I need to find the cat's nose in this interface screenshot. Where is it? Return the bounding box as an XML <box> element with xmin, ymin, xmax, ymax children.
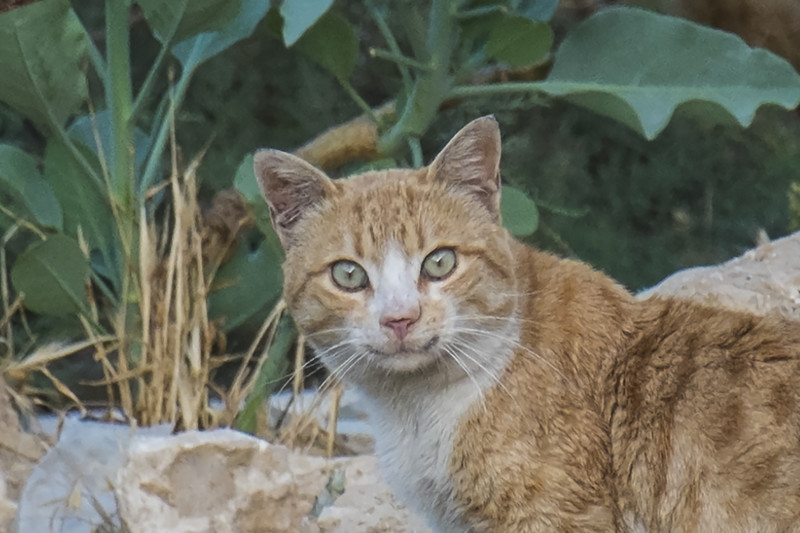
<box><xmin>381</xmin><ymin>310</ymin><xmax>420</xmax><ymax>341</ymax></box>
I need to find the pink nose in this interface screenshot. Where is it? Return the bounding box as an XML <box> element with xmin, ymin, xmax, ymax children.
<box><xmin>381</xmin><ymin>315</ymin><xmax>419</xmax><ymax>341</ymax></box>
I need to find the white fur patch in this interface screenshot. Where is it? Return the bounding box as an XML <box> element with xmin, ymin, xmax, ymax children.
<box><xmin>368</xmin><ymin>241</ymin><xmax>420</xmax><ymax>320</ymax></box>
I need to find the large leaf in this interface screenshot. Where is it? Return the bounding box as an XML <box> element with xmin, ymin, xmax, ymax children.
<box><xmin>68</xmin><ymin>111</ymin><xmax>152</xmax><ymax>185</ymax></box>
<box><xmin>0</xmin><ymin>0</ymin><xmax>89</xmax><ymax>134</ymax></box>
<box><xmin>171</xmin><ymin>0</ymin><xmax>270</xmax><ymax>70</ymax></box>
<box><xmin>295</xmin><ymin>12</ymin><xmax>358</xmax><ymax>81</ymax></box>
<box><xmin>280</xmin><ymin>0</ymin><xmax>333</xmax><ymax>46</ymax></box>
<box><xmin>233</xmin><ymin>153</ymin><xmax>273</xmax><ymax>236</ymax></box>
<box><xmin>208</xmin><ymin>237</ymin><xmax>283</xmax><ymax>332</ymax></box>
<box><xmin>486</xmin><ymin>15</ymin><xmax>552</xmax><ymax>68</ymax></box>
<box><xmin>501</xmin><ymin>185</ymin><xmax>539</xmax><ymax>237</ymax></box>
<box><xmin>137</xmin><ymin>0</ymin><xmax>243</xmax><ymax>43</ymax></box>
<box><xmin>0</xmin><ymin>145</ymin><xmax>62</xmax><ymax>230</ymax></box>
<box><xmin>541</xmin><ymin>7</ymin><xmax>800</xmax><ymax>139</ymax></box>
<box><xmin>11</xmin><ymin>234</ymin><xmax>89</xmax><ymax>316</ymax></box>
<box><xmin>43</xmin><ymin>139</ymin><xmax>118</xmax><ymax>281</ymax></box>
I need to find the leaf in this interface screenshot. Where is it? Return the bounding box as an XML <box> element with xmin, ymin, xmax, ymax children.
<box><xmin>11</xmin><ymin>234</ymin><xmax>89</xmax><ymax>316</ymax></box>
<box><xmin>234</xmin><ymin>314</ymin><xmax>295</xmax><ymax>434</ymax></box>
<box><xmin>541</xmin><ymin>7</ymin><xmax>800</xmax><ymax>139</ymax></box>
<box><xmin>486</xmin><ymin>15</ymin><xmax>553</xmax><ymax>68</ymax></box>
<box><xmin>280</xmin><ymin>0</ymin><xmax>334</xmax><ymax>46</ymax></box>
<box><xmin>172</xmin><ymin>0</ymin><xmax>270</xmax><ymax>70</ymax></box>
<box><xmin>0</xmin><ymin>145</ymin><xmax>62</xmax><ymax>229</ymax></box>
<box><xmin>208</xmin><ymin>238</ymin><xmax>283</xmax><ymax>332</ymax></box>
<box><xmin>68</xmin><ymin>111</ymin><xmax>152</xmax><ymax>184</ymax></box>
<box><xmin>294</xmin><ymin>12</ymin><xmax>358</xmax><ymax>81</ymax></box>
<box><xmin>0</xmin><ymin>0</ymin><xmax>89</xmax><ymax>134</ymax></box>
<box><xmin>137</xmin><ymin>0</ymin><xmax>243</xmax><ymax>43</ymax></box>
<box><xmin>43</xmin><ymin>139</ymin><xmax>119</xmax><ymax>285</ymax></box>
<box><xmin>233</xmin><ymin>153</ymin><xmax>272</xmax><ymax>236</ymax></box>
<box><xmin>501</xmin><ymin>185</ymin><xmax>539</xmax><ymax>237</ymax></box>
<box><xmin>511</xmin><ymin>0</ymin><xmax>559</xmax><ymax>22</ymax></box>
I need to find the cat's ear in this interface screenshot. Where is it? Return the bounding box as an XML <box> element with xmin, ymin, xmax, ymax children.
<box><xmin>254</xmin><ymin>149</ymin><xmax>335</xmax><ymax>249</ymax></box>
<box><xmin>426</xmin><ymin>115</ymin><xmax>502</xmax><ymax>219</ymax></box>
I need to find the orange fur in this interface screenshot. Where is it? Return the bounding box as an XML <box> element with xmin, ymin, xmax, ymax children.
<box><xmin>255</xmin><ymin>117</ymin><xmax>800</xmax><ymax>532</ymax></box>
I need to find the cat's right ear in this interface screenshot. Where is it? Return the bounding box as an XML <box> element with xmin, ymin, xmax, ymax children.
<box><xmin>254</xmin><ymin>149</ymin><xmax>335</xmax><ymax>249</ymax></box>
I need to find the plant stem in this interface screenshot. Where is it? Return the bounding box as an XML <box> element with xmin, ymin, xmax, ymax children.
<box><xmin>408</xmin><ymin>136</ymin><xmax>423</xmax><ymax>167</ymax></box>
<box><xmin>369</xmin><ymin>48</ymin><xmax>432</xmax><ymax>72</ymax></box>
<box><xmin>338</xmin><ymin>78</ymin><xmax>378</xmax><ymax>123</ymax></box>
<box><xmin>366</xmin><ymin>0</ymin><xmax>412</xmax><ymax>91</ymax></box>
<box><xmin>378</xmin><ymin>0</ymin><xmax>456</xmax><ymax>157</ymax></box>
<box><xmin>105</xmin><ymin>0</ymin><xmax>134</xmax><ymax>209</ymax></box>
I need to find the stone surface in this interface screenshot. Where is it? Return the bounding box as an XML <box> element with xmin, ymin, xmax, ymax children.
<box><xmin>316</xmin><ymin>456</ymin><xmax>433</xmax><ymax>533</ymax></box>
<box><xmin>117</xmin><ymin>429</ymin><xmax>330</xmax><ymax>533</ymax></box>
<box><xmin>640</xmin><ymin>231</ymin><xmax>800</xmax><ymax>320</ymax></box>
<box><xmin>115</xmin><ymin>429</ymin><xmax>432</xmax><ymax>533</ymax></box>
<box><xmin>15</xmin><ymin>417</ymin><xmax>171</xmax><ymax>533</ymax></box>
<box><xmin>0</xmin><ymin>377</ymin><xmax>45</xmax><ymax>533</ymax></box>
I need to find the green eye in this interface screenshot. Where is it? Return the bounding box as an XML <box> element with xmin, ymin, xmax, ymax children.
<box><xmin>331</xmin><ymin>260</ymin><xmax>369</xmax><ymax>291</ymax></box>
<box><xmin>422</xmin><ymin>248</ymin><xmax>457</xmax><ymax>280</ymax></box>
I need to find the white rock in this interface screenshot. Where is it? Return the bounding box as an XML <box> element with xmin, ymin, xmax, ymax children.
<box><xmin>640</xmin><ymin>230</ymin><xmax>800</xmax><ymax>320</ymax></box>
<box><xmin>15</xmin><ymin>417</ymin><xmax>171</xmax><ymax>533</ymax></box>
<box><xmin>116</xmin><ymin>429</ymin><xmax>330</xmax><ymax>533</ymax></box>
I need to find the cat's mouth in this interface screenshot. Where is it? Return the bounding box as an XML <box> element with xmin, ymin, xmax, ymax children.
<box><xmin>368</xmin><ymin>335</ymin><xmax>441</xmax><ymax>372</ymax></box>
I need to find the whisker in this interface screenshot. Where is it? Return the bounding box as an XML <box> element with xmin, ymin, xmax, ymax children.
<box><xmin>448</xmin><ymin>340</ymin><xmax>511</xmax><ymax>398</ymax></box>
<box><xmin>441</xmin><ymin>344</ymin><xmax>487</xmax><ymax>413</ymax></box>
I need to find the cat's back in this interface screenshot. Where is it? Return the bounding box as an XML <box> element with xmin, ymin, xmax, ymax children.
<box><xmin>612</xmin><ymin>297</ymin><xmax>800</xmax><ymax>531</ymax></box>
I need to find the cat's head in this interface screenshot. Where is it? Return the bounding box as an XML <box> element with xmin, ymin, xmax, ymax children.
<box><xmin>254</xmin><ymin>117</ymin><xmax>520</xmax><ymax>387</ymax></box>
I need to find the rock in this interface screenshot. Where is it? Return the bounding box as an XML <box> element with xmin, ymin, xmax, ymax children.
<box><xmin>116</xmin><ymin>429</ymin><xmax>330</xmax><ymax>533</ymax></box>
<box><xmin>0</xmin><ymin>377</ymin><xmax>44</xmax><ymax>503</ymax></box>
<box><xmin>640</xmin><ymin>231</ymin><xmax>800</xmax><ymax>320</ymax></box>
<box><xmin>15</xmin><ymin>417</ymin><xmax>171</xmax><ymax>533</ymax></box>
<box><xmin>0</xmin><ymin>469</ymin><xmax>17</xmax><ymax>533</ymax></box>
<box><xmin>115</xmin><ymin>429</ymin><xmax>433</xmax><ymax>533</ymax></box>
<box><xmin>316</xmin><ymin>456</ymin><xmax>433</xmax><ymax>533</ymax></box>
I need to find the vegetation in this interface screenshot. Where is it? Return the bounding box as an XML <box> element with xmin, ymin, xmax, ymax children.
<box><xmin>0</xmin><ymin>0</ymin><xmax>797</xmax><ymax>435</ymax></box>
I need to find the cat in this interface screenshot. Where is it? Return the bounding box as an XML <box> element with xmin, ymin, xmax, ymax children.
<box><xmin>254</xmin><ymin>116</ymin><xmax>800</xmax><ymax>532</ymax></box>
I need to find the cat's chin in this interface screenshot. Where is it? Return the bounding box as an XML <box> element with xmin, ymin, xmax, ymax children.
<box><xmin>369</xmin><ymin>349</ymin><xmax>439</xmax><ymax>374</ymax></box>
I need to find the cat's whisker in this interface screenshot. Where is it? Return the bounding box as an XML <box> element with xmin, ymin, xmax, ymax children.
<box><xmin>450</xmin><ymin>326</ymin><xmax>569</xmax><ymax>383</ymax></box>
<box><xmin>447</xmin><ymin>340</ymin><xmax>512</xmax><ymax>399</ymax></box>
<box><xmin>441</xmin><ymin>344</ymin><xmax>487</xmax><ymax>413</ymax></box>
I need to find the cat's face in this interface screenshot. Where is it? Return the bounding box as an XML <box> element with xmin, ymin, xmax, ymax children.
<box><xmin>255</xmin><ymin>117</ymin><xmax>520</xmax><ymax>385</ymax></box>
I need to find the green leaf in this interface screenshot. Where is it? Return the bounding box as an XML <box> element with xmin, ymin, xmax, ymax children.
<box><xmin>234</xmin><ymin>153</ymin><xmax>272</xmax><ymax>236</ymax></box>
<box><xmin>501</xmin><ymin>185</ymin><xmax>539</xmax><ymax>237</ymax></box>
<box><xmin>172</xmin><ymin>0</ymin><xmax>270</xmax><ymax>70</ymax></box>
<box><xmin>11</xmin><ymin>234</ymin><xmax>89</xmax><ymax>316</ymax></box>
<box><xmin>137</xmin><ymin>0</ymin><xmax>243</xmax><ymax>43</ymax></box>
<box><xmin>280</xmin><ymin>0</ymin><xmax>333</xmax><ymax>46</ymax></box>
<box><xmin>0</xmin><ymin>145</ymin><xmax>62</xmax><ymax>230</ymax></box>
<box><xmin>208</xmin><ymin>237</ymin><xmax>283</xmax><ymax>332</ymax></box>
<box><xmin>0</xmin><ymin>0</ymin><xmax>89</xmax><ymax>134</ymax></box>
<box><xmin>68</xmin><ymin>111</ymin><xmax>152</xmax><ymax>184</ymax></box>
<box><xmin>511</xmin><ymin>0</ymin><xmax>559</xmax><ymax>22</ymax></box>
<box><xmin>486</xmin><ymin>15</ymin><xmax>553</xmax><ymax>68</ymax></box>
<box><xmin>43</xmin><ymin>139</ymin><xmax>119</xmax><ymax>285</ymax></box>
<box><xmin>294</xmin><ymin>12</ymin><xmax>358</xmax><ymax>81</ymax></box>
<box><xmin>541</xmin><ymin>7</ymin><xmax>800</xmax><ymax>139</ymax></box>
<box><xmin>234</xmin><ymin>314</ymin><xmax>295</xmax><ymax>434</ymax></box>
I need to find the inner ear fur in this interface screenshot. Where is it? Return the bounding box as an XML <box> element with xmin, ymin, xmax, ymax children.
<box><xmin>253</xmin><ymin>149</ymin><xmax>335</xmax><ymax>248</ymax></box>
<box><xmin>426</xmin><ymin>115</ymin><xmax>502</xmax><ymax>220</ymax></box>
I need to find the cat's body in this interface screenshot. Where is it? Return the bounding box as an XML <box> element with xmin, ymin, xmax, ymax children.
<box><xmin>255</xmin><ymin>117</ymin><xmax>800</xmax><ymax>532</ymax></box>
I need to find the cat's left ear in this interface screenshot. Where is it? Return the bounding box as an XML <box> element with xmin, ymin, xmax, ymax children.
<box><xmin>426</xmin><ymin>115</ymin><xmax>502</xmax><ymax>220</ymax></box>
<box><xmin>254</xmin><ymin>149</ymin><xmax>336</xmax><ymax>249</ymax></box>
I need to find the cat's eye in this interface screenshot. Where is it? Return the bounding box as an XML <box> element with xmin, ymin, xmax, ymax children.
<box><xmin>422</xmin><ymin>248</ymin><xmax>457</xmax><ymax>280</ymax></box>
<box><xmin>331</xmin><ymin>260</ymin><xmax>369</xmax><ymax>291</ymax></box>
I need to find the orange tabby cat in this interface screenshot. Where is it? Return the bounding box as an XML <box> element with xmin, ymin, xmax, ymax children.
<box><xmin>254</xmin><ymin>117</ymin><xmax>800</xmax><ymax>532</ymax></box>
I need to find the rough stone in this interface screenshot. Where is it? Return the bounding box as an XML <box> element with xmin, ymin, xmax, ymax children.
<box><xmin>640</xmin><ymin>230</ymin><xmax>800</xmax><ymax>320</ymax></box>
<box><xmin>116</xmin><ymin>429</ymin><xmax>331</xmax><ymax>533</ymax></box>
<box><xmin>316</xmin><ymin>456</ymin><xmax>433</xmax><ymax>533</ymax></box>
<box><xmin>15</xmin><ymin>417</ymin><xmax>171</xmax><ymax>533</ymax></box>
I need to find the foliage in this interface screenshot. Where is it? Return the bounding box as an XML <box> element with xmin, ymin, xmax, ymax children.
<box><xmin>0</xmin><ymin>0</ymin><xmax>797</xmax><ymax>428</ymax></box>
